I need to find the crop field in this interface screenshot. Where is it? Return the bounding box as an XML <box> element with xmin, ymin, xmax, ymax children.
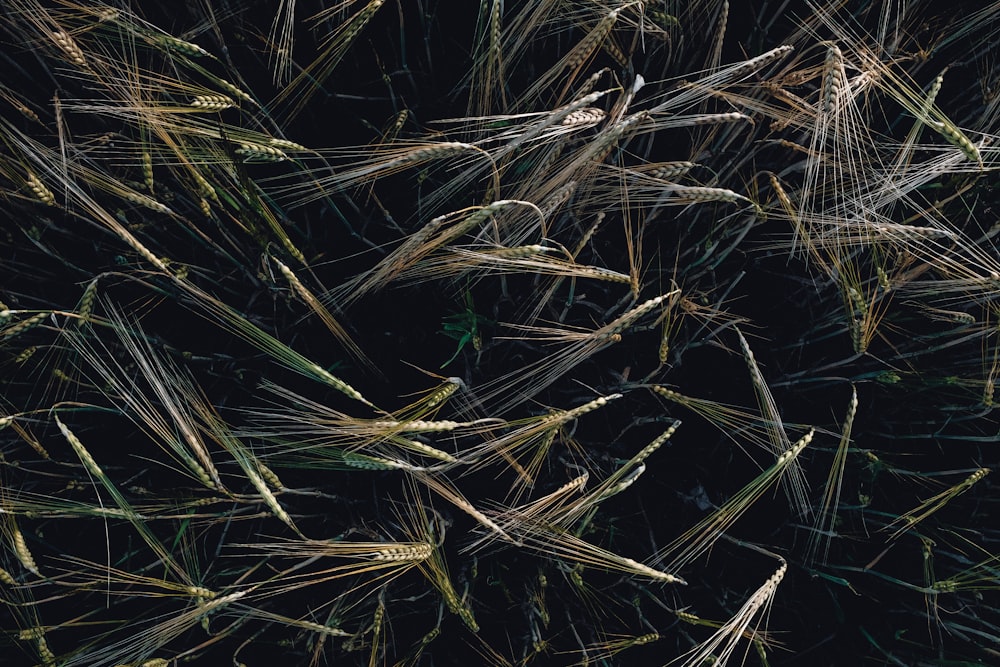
<box><xmin>0</xmin><ymin>1</ymin><xmax>998</xmax><ymax>665</ymax></box>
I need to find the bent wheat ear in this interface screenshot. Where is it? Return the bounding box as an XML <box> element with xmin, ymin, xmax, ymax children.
<box><xmin>462</xmin><ymin>393</ymin><xmax>621</xmax><ymax>489</ymax></box>
<box><xmin>53</xmin><ymin>413</ymin><xmax>194</xmax><ymax>587</ymax></box>
<box><xmin>26</xmin><ymin>171</ymin><xmax>56</xmax><ymax>206</ymax></box>
<box><xmin>270</xmin><ymin>255</ymin><xmax>377</xmax><ymax>375</ymax></box>
<box><xmin>807</xmin><ymin>386</ymin><xmax>857</xmax><ymax>566</ymax></box>
<box><xmin>650</xmin><ymin>385</ymin><xmax>799</xmax><ymax>456</ymax></box>
<box><xmin>267</xmin><ymin>0</ymin><xmax>297</xmax><ymax>86</ymax></box>
<box><xmin>464</xmin><ymin>471</ymin><xmax>590</xmax><ymax>553</ymax></box>
<box><xmin>513</xmin><ymin>521</ymin><xmax>685</xmax><ymax>585</ymax></box>
<box><xmin>1</xmin><ymin>312</ymin><xmax>48</xmax><ymax>344</ymax></box>
<box><xmin>390</xmin><ymin>376</ymin><xmax>465</xmax><ymax>421</ymax></box>
<box><xmin>884</xmin><ymin>467</ymin><xmax>990</xmax><ymax>541</ymax></box>
<box><xmin>194</xmin><ymin>403</ymin><xmax>304</xmax><ymax>537</ymax></box>
<box><xmin>63</xmin><ymin>305</ymin><xmax>226</xmax><ymax>491</ymax></box>
<box><xmin>821</xmin><ymin>42</ymin><xmax>845</xmax><ymax>116</ymax></box>
<box><xmin>736</xmin><ymin>328</ymin><xmax>811</xmax><ymax>518</ymax></box>
<box><xmin>417</xmin><ymin>538</ymin><xmax>479</xmax><ymax>632</ymax></box>
<box><xmin>274</xmin><ymin>0</ymin><xmax>387</xmax><ymax>121</ymax></box>
<box><xmin>583</xmin><ymin>632</ymin><xmax>661</xmax><ymax>663</ymax></box>
<box><xmin>927</xmin><ymin>118</ymin><xmax>981</xmax><ymax>166</ymax></box>
<box><xmin>474</xmin><ymin>292</ymin><xmax>676</xmax><ymax>415</ymax></box>
<box><xmin>517</xmin><ymin>3</ymin><xmax>638</xmax><ymax>106</ymax></box>
<box><xmin>547</xmin><ymin>423</ymin><xmax>680</xmax><ymax>529</ymax></box>
<box><xmin>646</xmin><ymin>45</ymin><xmax>794</xmax><ymax>117</ymax></box>
<box><xmin>675</xmin><ymin>560</ymin><xmax>787</xmax><ymax>667</ymax></box>
<box><xmin>239</xmin><ymin>608</ymin><xmax>351</xmax><ymax>638</ymax></box>
<box><xmin>413</xmin><ymin>470</ymin><xmax>519</xmax><ymax>546</ymax></box>
<box><xmin>656</xmin><ymin>430</ymin><xmax>813</xmax><ymax>572</ymax></box>
<box><xmin>470</xmin><ymin>0</ymin><xmax>506</xmax><ymax>116</ymax></box>
<box><xmin>334</xmin><ymin>199</ymin><xmax>541</xmax><ymax>307</ymax></box>
<box><xmin>178</xmin><ymin>282</ymin><xmax>376</xmax><ymax>407</ymax></box>
<box><xmin>59</xmin><ymin>590</ymin><xmax>248</xmax><ymax>666</ymax></box>
<box><xmin>6</xmin><ymin>519</ymin><xmax>40</xmax><ymax>577</ymax></box>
